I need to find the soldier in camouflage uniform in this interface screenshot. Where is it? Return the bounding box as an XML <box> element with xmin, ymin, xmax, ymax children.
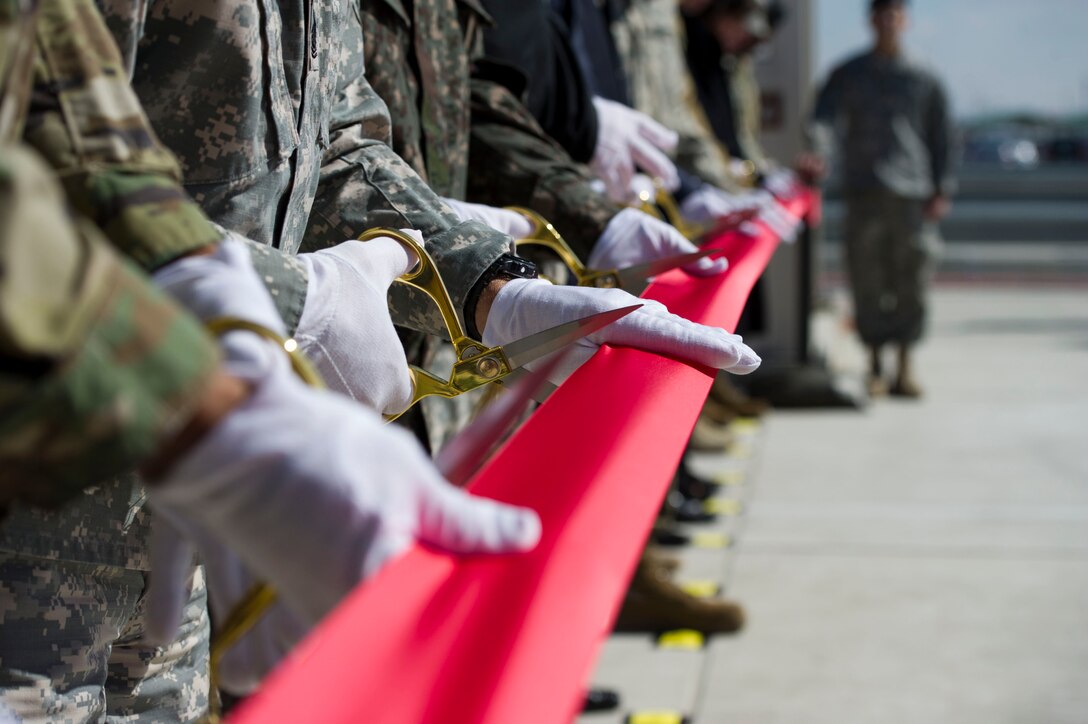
<box><xmin>682</xmin><ymin>0</ymin><xmax>777</xmax><ymax>175</ymax></box>
<box><xmin>358</xmin><ymin>0</ymin><xmax>618</xmax><ymax>260</ymax></box>
<box><xmin>358</xmin><ymin>0</ymin><xmax>726</xmax><ymax>447</ymax></box>
<box><xmin>612</xmin><ymin>0</ymin><xmax>743</xmax><ymax>193</ymax></box>
<box><xmin>1</xmin><ymin>1</ymin><xmax>426</xmax><ymax>718</ymax></box>
<box><xmin>0</xmin><ymin>2</ymin><xmax>228</xmax><ymax>718</ymax></box>
<box><xmin>97</xmin><ymin>0</ymin><xmax>512</xmax><ymax>341</ymax></box>
<box><xmin>803</xmin><ymin>0</ymin><xmax>956</xmax><ymax>397</ymax></box>
<box><xmin>0</xmin><ymin>141</ymin><xmax>219</xmax><ymax>723</ymax></box>
<box><xmin>92</xmin><ymin>0</ymin><xmax>528</xmax><ymax>452</ymax></box>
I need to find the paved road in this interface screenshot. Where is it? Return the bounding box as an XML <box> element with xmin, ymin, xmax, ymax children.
<box><xmin>580</xmin><ymin>283</ymin><xmax>1088</xmax><ymax>724</ymax></box>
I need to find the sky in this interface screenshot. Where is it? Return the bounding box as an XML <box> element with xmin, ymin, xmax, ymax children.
<box><xmin>815</xmin><ymin>0</ymin><xmax>1088</xmax><ymax>119</ymax></box>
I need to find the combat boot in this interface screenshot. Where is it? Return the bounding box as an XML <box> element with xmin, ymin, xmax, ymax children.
<box><xmin>867</xmin><ymin>345</ymin><xmax>888</xmax><ymax>398</ymax></box>
<box><xmin>642</xmin><ymin>545</ymin><xmax>681</xmax><ymax>577</ymax></box>
<box><xmin>699</xmin><ymin>393</ymin><xmax>739</xmax><ymax>427</ymax></box>
<box><xmin>687</xmin><ymin>415</ymin><xmax>735</xmax><ymax>452</ymax></box>
<box><xmin>708</xmin><ymin>375</ymin><xmax>771</xmax><ymax>417</ymax></box>
<box><xmin>614</xmin><ymin>555</ymin><xmax>745</xmax><ymax>634</ymax></box>
<box><xmin>891</xmin><ymin>346</ymin><xmax>923</xmax><ymax>398</ymax></box>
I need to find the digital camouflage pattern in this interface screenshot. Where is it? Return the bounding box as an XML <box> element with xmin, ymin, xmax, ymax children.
<box><xmin>6</xmin><ymin>0</ymin><xmax>308</xmax><ymax>328</ymax></box>
<box><xmin>0</xmin><ymin>142</ymin><xmax>213</xmax><ymax>720</ymax></box>
<box><xmin>0</xmin><ymin>144</ymin><xmax>217</xmax><ymax>519</ymax></box>
<box><xmin>97</xmin><ymin>0</ymin><xmax>510</xmax><ymax>338</ymax></box>
<box><xmin>358</xmin><ymin>0</ymin><xmax>619</xmax><ymax>259</ymax></box>
<box><xmin>0</xmin><ymin>0</ymin><xmax>307</xmax><ymax>563</ymax></box>
<box><xmin>808</xmin><ymin>50</ymin><xmax>957</xmax><ymax>199</ymax></box>
<box><xmin>300</xmin><ymin>10</ymin><xmax>507</xmax><ymax>333</ymax></box>
<box><xmin>613</xmin><ymin>0</ymin><xmax>742</xmax><ymax>192</ymax></box>
<box><xmin>99</xmin><ymin>0</ymin><xmax>337</xmax><ymax>258</ymax></box>
<box><xmin>0</xmin><ymin>553</ymin><xmax>210</xmax><ymax>722</ymax></box>
<box><xmin>359</xmin><ymin>0</ymin><xmax>480</xmax><ymax>200</ymax></box>
<box><xmin>843</xmin><ymin>189</ymin><xmax>939</xmax><ymax>347</ymax></box>
<box><xmin>0</xmin><ymin>7</ymin><xmax>218</xmax><ymax>719</ymax></box>
<box><xmin>467</xmin><ymin>78</ymin><xmax>619</xmax><ymax>260</ymax></box>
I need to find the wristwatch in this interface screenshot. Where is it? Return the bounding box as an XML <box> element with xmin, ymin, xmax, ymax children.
<box><xmin>464</xmin><ymin>254</ymin><xmax>538</xmax><ymax>340</ymax></box>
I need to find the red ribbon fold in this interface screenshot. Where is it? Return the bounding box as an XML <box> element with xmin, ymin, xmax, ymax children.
<box><xmin>231</xmin><ymin>191</ymin><xmax>815</xmax><ymax>724</ymax></box>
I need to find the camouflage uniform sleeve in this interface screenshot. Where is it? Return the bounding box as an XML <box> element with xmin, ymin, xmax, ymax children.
<box><xmin>466</xmin><ymin>76</ymin><xmax>619</xmax><ymax>260</ymax></box>
<box><xmin>302</xmin><ymin>16</ymin><xmax>510</xmax><ymax>338</ymax></box>
<box><xmin>11</xmin><ymin>0</ymin><xmax>310</xmax><ymax>332</ymax></box>
<box><xmin>613</xmin><ymin>0</ymin><xmax>741</xmax><ymax>193</ymax></box>
<box><xmin>20</xmin><ymin>0</ymin><xmax>222</xmax><ymax>271</ymax></box>
<box><xmin>0</xmin><ymin>145</ymin><xmax>219</xmax><ymax>511</ymax></box>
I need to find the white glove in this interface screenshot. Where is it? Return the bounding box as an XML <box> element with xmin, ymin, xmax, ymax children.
<box><xmin>589</xmin><ymin>208</ymin><xmax>728</xmax><ymax>277</ymax></box>
<box><xmin>442</xmin><ymin>197</ymin><xmax>533</xmax><ymax>242</ymax></box>
<box><xmin>295</xmin><ymin>232</ymin><xmax>422</xmax><ymax>416</ymax></box>
<box><xmin>679</xmin><ymin>185</ymin><xmax>748</xmax><ymax>226</ymax></box>
<box><xmin>763</xmin><ymin>167</ymin><xmax>801</xmax><ymax>199</ymax></box>
<box><xmin>750</xmin><ymin>190</ymin><xmax>803</xmax><ymax>244</ymax></box>
<box><xmin>152</xmin><ymin>233</ymin><xmax>287</xmax><ymax>338</ymax></box>
<box><xmin>591</xmin><ymin>97</ymin><xmax>680</xmax><ymax>204</ymax></box>
<box><xmin>148</xmin><ymin>520</ymin><xmax>309</xmax><ymax>695</ymax></box>
<box><xmin>627</xmin><ymin>173</ymin><xmax>657</xmax><ymax>205</ymax></box>
<box><xmin>146</xmin><ymin>238</ymin><xmax>541</xmax><ymax>642</ymax></box>
<box><xmin>482</xmin><ymin>278</ymin><xmax>760</xmax><ymax>385</ymax></box>
<box><xmin>146</xmin><ymin>351</ymin><xmax>540</xmax><ymax>689</ymax></box>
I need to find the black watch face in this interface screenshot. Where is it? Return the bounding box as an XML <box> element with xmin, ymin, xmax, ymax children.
<box><xmin>504</xmin><ymin>255</ymin><xmax>537</xmax><ymax>279</ymax></box>
<box><xmin>512</xmin><ymin>259</ymin><xmax>536</xmax><ymax>278</ymax></box>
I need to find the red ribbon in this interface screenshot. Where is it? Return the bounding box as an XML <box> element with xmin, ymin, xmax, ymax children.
<box><xmin>230</xmin><ymin>191</ymin><xmax>815</xmax><ymax>724</ymax></box>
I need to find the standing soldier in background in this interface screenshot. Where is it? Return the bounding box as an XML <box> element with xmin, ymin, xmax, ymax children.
<box><xmin>799</xmin><ymin>0</ymin><xmax>957</xmax><ymax>398</ymax></box>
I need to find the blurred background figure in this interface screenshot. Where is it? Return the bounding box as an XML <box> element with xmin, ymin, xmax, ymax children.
<box><xmin>802</xmin><ymin>0</ymin><xmax>957</xmax><ymax>399</ymax></box>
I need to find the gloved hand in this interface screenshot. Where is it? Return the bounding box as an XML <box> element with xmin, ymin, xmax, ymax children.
<box><xmin>628</xmin><ymin>173</ymin><xmax>657</xmax><ymax>205</ymax></box>
<box><xmin>763</xmin><ymin>167</ymin><xmax>802</xmax><ymax>199</ymax></box>
<box><xmin>482</xmin><ymin>279</ymin><xmax>760</xmax><ymax>385</ymax></box>
<box><xmin>442</xmin><ymin>197</ymin><xmax>532</xmax><ymax>242</ymax></box>
<box><xmin>148</xmin><ymin>521</ymin><xmax>308</xmax><ymax>695</ymax></box>
<box><xmin>146</xmin><ymin>238</ymin><xmax>542</xmax><ymax>642</ymax></box>
<box><xmin>679</xmin><ymin>184</ymin><xmax>759</xmax><ymax>230</ymax></box>
<box><xmin>145</xmin><ymin>353</ymin><xmax>541</xmax><ymax>687</ymax></box>
<box><xmin>591</xmin><ymin>97</ymin><xmax>680</xmax><ymax>204</ymax></box>
<box><xmin>151</xmin><ymin>233</ymin><xmax>288</xmax><ymax>336</ymax></box>
<box><xmin>589</xmin><ymin>208</ymin><xmax>729</xmax><ymax>277</ymax></box>
<box><xmin>294</xmin><ymin>231</ymin><xmax>423</xmax><ymax>415</ymax></box>
<box><xmin>749</xmin><ymin>190</ymin><xmax>803</xmax><ymax>244</ymax></box>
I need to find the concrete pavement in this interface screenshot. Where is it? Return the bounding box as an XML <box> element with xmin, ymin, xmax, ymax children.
<box><xmin>579</xmin><ymin>282</ymin><xmax>1088</xmax><ymax>724</ymax></box>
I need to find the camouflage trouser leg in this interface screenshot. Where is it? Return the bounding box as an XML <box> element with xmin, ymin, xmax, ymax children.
<box><xmin>844</xmin><ymin>191</ymin><xmax>941</xmax><ymax>348</ymax></box>
<box><xmin>0</xmin><ymin>554</ymin><xmax>209</xmax><ymax>723</ymax></box>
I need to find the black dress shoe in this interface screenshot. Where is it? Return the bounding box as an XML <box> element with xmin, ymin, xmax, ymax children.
<box><xmin>675</xmin><ymin>462</ymin><xmax>722</xmax><ymax>501</ymax></box>
<box><xmin>582</xmin><ymin>688</ymin><xmax>621</xmax><ymax>712</ymax></box>
<box><xmin>650</xmin><ymin>527</ymin><xmax>691</xmax><ymax>547</ymax></box>
<box><xmin>665</xmin><ymin>493</ymin><xmax>718</xmax><ymax>524</ymax></box>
